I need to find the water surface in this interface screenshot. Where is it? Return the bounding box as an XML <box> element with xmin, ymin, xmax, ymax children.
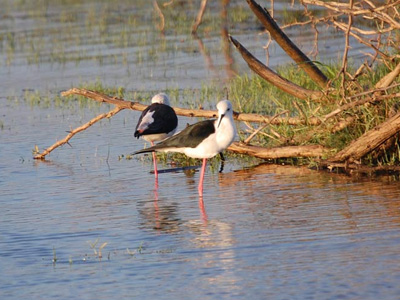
<box><xmin>1</xmin><ymin>1</ymin><xmax>399</xmax><ymax>299</ymax></box>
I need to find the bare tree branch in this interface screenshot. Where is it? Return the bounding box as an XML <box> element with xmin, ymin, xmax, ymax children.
<box><xmin>329</xmin><ymin>111</ymin><xmax>400</xmax><ymax>162</ymax></box>
<box><xmin>61</xmin><ymin>88</ymin><xmax>323</xmax><ymax>125</ymax></box>
<box><xmin>228</xmin><ymin>142</ymin><xmax>328</xmax><ymax>159</ymax></box>
<box><xmin>246</xmin><ymin>0</ymin><xmax>329</xmax><ymax>88</ymax></box>
<box><xmin>34</xmin><ymin>106</ymin><xmax>123</xmax><ymax>160</ymax></box>
<box><xmin>229</xmin><ymin>35</ymin><xmax>325</xmax><ymax>101</ymax></box>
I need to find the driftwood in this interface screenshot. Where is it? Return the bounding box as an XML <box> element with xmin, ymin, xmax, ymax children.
<box><xmin>228</xmin><ymin>142</ymin><xmax>328</xmax><ymax>159</ymax></box>
<box><xmin>329</xmin><ymin>112</ymin><xmax>400</xmax><ymax>163</ymax></box>
<box><xmin>61</xmin><ymin>88</ymin><xmax>322</xmax><ymax>125</ymax></box>
<box><xmin>34</xmin><ymin>107</ymin><xmax>123</xmax><ymax>160</ymax></box>
<box><xmin>245</xmin><ymin>0</ymin><xmax>329</xmax><ymax>88</ymax></box>
<box><xmin>229</xmin><ymin>35</ymin><xmax>324</xmax><ymax>101</ymax></box>
<box><xmin>227</xmin><ymin>0</ymin><xmax>400</xmax><ymax>169</ymax></box>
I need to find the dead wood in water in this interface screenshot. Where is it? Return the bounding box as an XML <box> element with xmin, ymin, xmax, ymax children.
<box><xmin>34</xmin><ymin>106</ymin><xmax>123</xmax><ymax>160</ymax></box>
<box><xmin>228</xmin><ymin>142</ymin><xmax>328</xmax><ymax>159</ymax></box>
<box><xmin>329</xmin><ymin>112</ymin><xmax>400</xmax><ymax>163</ymax></box>
<box><xmin>229</xmin><ymin>35</ymin><xmax>324</xmax><ymax>101</ymax></box>
<box><xmin>61</xmin><ymin>88</ymin><xmax>322</xmax><ymax>125</ymax></box>
<box><xmin>245</xmin><ymin>0</ymin><xmax>329</xmax><ymax>88</ymax></box>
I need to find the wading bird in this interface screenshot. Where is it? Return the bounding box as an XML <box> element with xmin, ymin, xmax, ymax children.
<box><xmin>134</xmin><ymin>93</ymin><xmax>178</xmax><ymax>179</ymax></box>
<box><xmin>134</xmin><ymin>100</ymin><xmax>236</xmax><ymax>197</ymax></box>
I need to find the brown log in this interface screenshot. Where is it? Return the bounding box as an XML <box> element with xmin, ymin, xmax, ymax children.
<box><xmin>228</xmin><ymin>141</ymin><xmax>328</xmax><ymax>159</ymax></box>
<box><xmin>61</xmin><ymin>88</ymin><xmax>322</xmax><ymax>125</ymax></box>
<box><xmin>246</xmin><ymin>0</ymin><xmax>329</xmax><ymax>88</ymax></box>
<box><xmin>229</xmin><ymin>35</ymin><xmax>324</xmax><ymax>101</ymax></box>
<box><xmin>329</xmin><ymin>111</ymin><xmax>400</xmax><ymax>162</ymax></box>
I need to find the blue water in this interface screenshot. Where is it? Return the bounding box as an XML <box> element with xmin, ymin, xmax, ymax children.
<box><xmin>1</xmin><ymin>1</ymin><xmax>400</xmax><ymax>299</ymax></box>
<box><xmin>2</xmin><ymin>101</ymin><xmax>400</xmax><ymax>299</ymax></box>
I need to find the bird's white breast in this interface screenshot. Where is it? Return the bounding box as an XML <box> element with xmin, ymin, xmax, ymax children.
<box><xmin>183</xmin><ymin>116</ymin><xmax>236</xmax><ymax>159</ymax></box>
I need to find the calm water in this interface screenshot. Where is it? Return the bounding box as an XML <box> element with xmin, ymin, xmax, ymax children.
<box><xmin>1</xmin><ymin>1</ymin><xmax>400</xmax><ymax>299</ymax></box>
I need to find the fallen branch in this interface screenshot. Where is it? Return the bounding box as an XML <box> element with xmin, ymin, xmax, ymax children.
<box><xmin>229</xmin><ymin>35</ymin><xmax>324</xmax><ymax>101</ymax></box>
<box><xmin>34</xmin><ymin>106</ymin><xmax>123</xmax><ymax>160</ymax></box>
<box><xmin>228</xmin><ymin>141</ymin><xmax>328</xmax><ymax>159</ymax></box>
<box><xmin>246</xmin><ymin>0</ymin><xmax>329</xmax><ymax>88</ymax></box>
<box><xmin>329</xmin><ymin>111</ymin><xmax>400</xmax><ymax>162</ymax></box>
<box><xmin>61</xmin><ymin>88</ymin><xmax>323</xmax><ymax>125</ymax></box>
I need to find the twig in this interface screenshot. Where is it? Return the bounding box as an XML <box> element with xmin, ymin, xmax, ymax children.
<box><xmin>339</xmin><ymin>0</ymin><xmax>354</xmax><ymax>99</ymax></box>
<box><xmin>322</xmin><ymin>92</ymin><xmax>400</xmax><ymax>122</ymax></box>
<box><xmin>332</xmin><ymin>20</ymin><xmax>390</xmax><ymax>60</ymax></box>
<box><xmin>243</xmin><ymin>110</ymin><xmax>288</xmax><ymax>144</ymax></box>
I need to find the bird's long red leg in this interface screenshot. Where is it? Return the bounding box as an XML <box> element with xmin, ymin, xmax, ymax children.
<box><xmin>151</xmin><ymin>141</ymin><xmax>158</xmax><ymax>180</ymax></box>
<box><xmin>198</xmin><ymin>158</ymin><xmax>207</xmax><ymax>197</ymax></box>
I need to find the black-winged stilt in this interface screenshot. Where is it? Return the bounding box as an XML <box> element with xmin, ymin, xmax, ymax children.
<box><xmin>134</xmin><ymin>100</ymin><xmax>236</xmax><ymax>197</ymax></box>
<box><xmin>134</xmin><ymin>93</ymin><xmax>178</xmax><ymax>179</ymax></box>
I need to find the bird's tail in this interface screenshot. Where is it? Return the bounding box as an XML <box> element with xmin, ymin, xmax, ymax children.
<box><xmin>133</xmin><ymin>147</ymin><xmax>156</xmax><ymax>155</ymax></box>
<box><xmin>133</xmin><ymin>142</ymin><xmax>170</xmax><ymax>155</ymax></box>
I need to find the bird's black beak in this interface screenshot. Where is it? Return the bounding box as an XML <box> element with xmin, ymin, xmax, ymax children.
<box><xmin>217</xmin><ymin>113</ymin><xmax>225</xmax><ymax>128</ymax></box>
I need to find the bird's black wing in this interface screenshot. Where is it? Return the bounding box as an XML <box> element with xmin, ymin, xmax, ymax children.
<box><xmin>134</xmin><ymin>119</ymin><xmax>216</xmax><ymax>154</ymax></box>
<box><xmin>134</xmin><ymin>104</ymin><xmax>178</xmax><ymax>138</ymax></box>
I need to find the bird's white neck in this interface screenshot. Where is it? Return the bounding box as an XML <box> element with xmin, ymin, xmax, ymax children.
<box><xmin>215</xmin><ymin>114</ymin><xmax>236</xmax><ymax>150</ymax></box>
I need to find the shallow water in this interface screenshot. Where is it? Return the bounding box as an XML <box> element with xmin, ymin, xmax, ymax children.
<box><xmin>2</xmin><ymin>101</ymin><xmax>400</xmax><ymax>299</ymax></box>
<box><xmin>1</xmin><ymin>1</ymin><xmax>400</xmax><ymax>299</ymax></box>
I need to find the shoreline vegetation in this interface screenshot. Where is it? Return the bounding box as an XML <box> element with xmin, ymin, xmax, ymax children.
<box><xmin>33</xmin><ymin>0</ymin><xmax>400</xmax><ymax>175</ymax></box>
